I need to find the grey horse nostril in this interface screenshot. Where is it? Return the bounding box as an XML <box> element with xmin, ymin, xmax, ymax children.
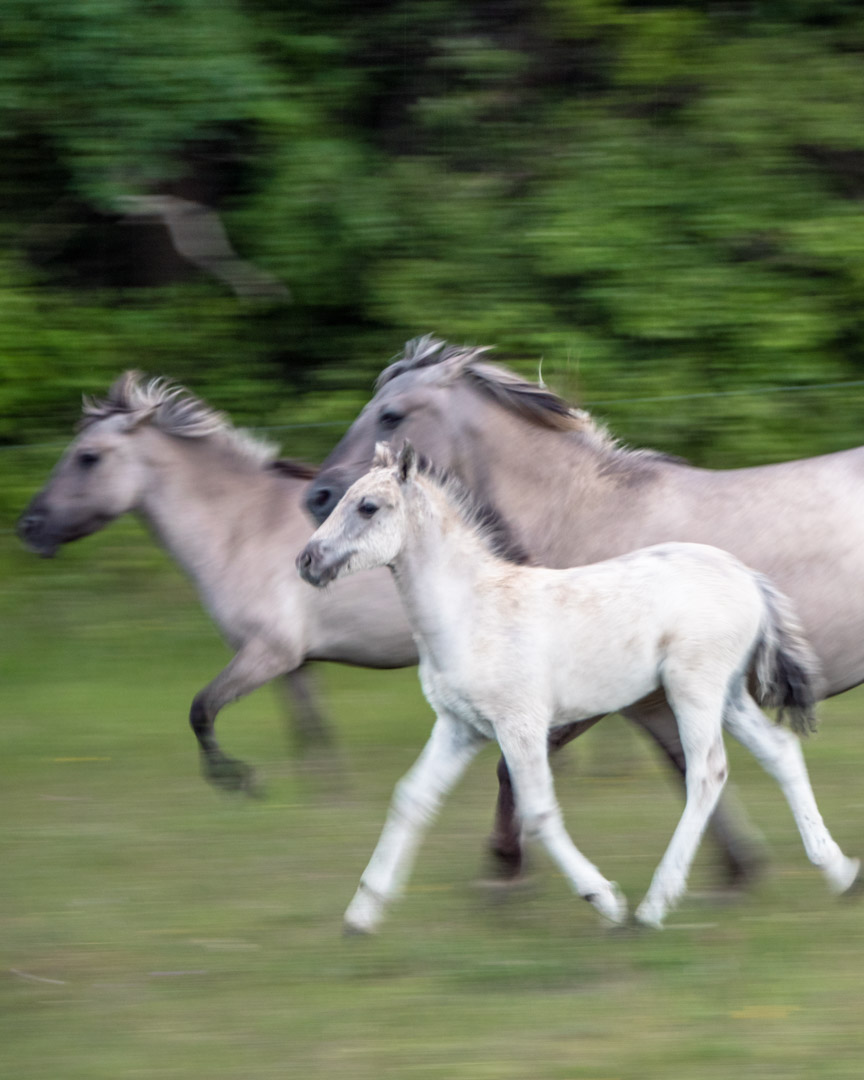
<box><xmin>311</xmin><ymin>489</ymin><xmax>331</xmax><ymax>508</ymax></box>
<box><xmin>18</xmin><ymin>514</ymin><xmax>41</xmax><ymax>535</ymax></box>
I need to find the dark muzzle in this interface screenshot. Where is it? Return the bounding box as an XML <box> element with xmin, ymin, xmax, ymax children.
<box><xmin>296</xmin><ymin>539</ymin><xmax>350</xmax><ymax>587</ymax></box>
<box><xmin>16</xmin><ymin>500</ymin><xmax>59</xmax><ymax>558</ymax></box>
<box><xmin>304</xmin><ymin>469</ymin><xmax>352</xmax><ymax>525</ymax></box>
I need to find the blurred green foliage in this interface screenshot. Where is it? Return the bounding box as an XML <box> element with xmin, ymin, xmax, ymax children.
<box><xmin>4</xmin><ymin>0</ymin><xmax>864</xmax><ymax>488</ymax></box>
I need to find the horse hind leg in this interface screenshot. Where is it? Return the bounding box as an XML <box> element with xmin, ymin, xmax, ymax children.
<box><xmin>276</xmin><ymin>666</ymin><xmax>333</xmax><ymax>752</ymax></box>
<box><xmin>622</xmin><ymin>697</ymin><xmax>768</xmax><ymax>890</ymax></box>
<box><xmin>635</xmin><ymin>680</ymin><xmax>730</xmax><ymax>928</ymax></box>
<box><xmin>723</xmin><ymin>694</ymin><xmax>860</xmax><ymax>895</ymax></box>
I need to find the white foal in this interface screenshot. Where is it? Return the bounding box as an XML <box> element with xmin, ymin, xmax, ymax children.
<box><xmin>297</xmin><ymin>443</ymin><xmax>859</xmax><ymax>932</ymax></box>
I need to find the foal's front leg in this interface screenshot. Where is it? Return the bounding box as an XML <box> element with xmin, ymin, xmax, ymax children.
<box><xmin>344</xmin><ymin>714</ymin><xmax>486</xmax><ymax>934</ymax></box>
<box><xmin>495</xmin><ymin>726</ymin><xmax>627</xmax><ymax>925</ymax></box>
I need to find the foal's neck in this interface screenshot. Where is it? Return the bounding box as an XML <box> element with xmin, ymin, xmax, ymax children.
<box><xmin>390</xmin><ymin>482</ymin><xmax>503</xmax><ymax>659</ymax></box>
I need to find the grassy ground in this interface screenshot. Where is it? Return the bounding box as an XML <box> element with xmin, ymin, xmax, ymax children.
<box><xmin>3</xmin><ymin>536</ymin><xmax>864</xmax><ymax>1080</ymax></box>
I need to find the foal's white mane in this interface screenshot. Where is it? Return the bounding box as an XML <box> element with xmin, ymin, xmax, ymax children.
<box><xmin>373</xmin><ymin>443</ymin><xmax>530</xmax><ymax>565</ymax></box>
<box><xmin>81</xmin><ymin>371</ymin><xmax>279</xmax><ymax>469</ymax></box>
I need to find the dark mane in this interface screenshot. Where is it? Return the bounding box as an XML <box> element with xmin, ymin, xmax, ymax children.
<box><xmin>268</xmin><ymin>458</ymin><xmax>319</xmax><ymax>480</ymax></box>
<box><xmin>382</xmin><ymin>335</ymin><xmax>688</xmax><ymax>471</ymax></box>
<box><xmin>415</xmin><ymin>455</ymin><xmax>532</xmax><ymax>567</ymax></box>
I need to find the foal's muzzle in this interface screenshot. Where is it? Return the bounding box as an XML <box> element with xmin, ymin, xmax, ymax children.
<box><xmin>296</xmin><ymin>539</ymin><xmax>348</xmax><ymax>588</ymax></box>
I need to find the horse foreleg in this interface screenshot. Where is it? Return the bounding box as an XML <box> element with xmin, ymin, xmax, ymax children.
<box><xmin>496</xmin><ymin>723</ymin><xmax>627</xmax><ymax>925</ymax></box>
<box><xmin>190</xmin><ymin>642</ymin><xmax>289</xmax><ymax>794</ymax></box>
<box><xmin>635</xmin><ymin>684</ymin><xmax>730</xmax><ymax>928</ymax></box>
<box><xmin>487</xmin><ymin>718</ymin><xmax>603</xmax><ymax>881</ymax></box>
<box><xmin>724</xmin><ymin>695</ymin><xmax>860</xmax><ymax>895</ymax></box>
<box><xmin>623</xmin><ymin>696</ymin><xmax>768</xmax><ymax>890</ymax></box>
<box><xmin>344</xmin><ymin>713</ymin><xmax>485</xmax><ymax>934</ymax></box>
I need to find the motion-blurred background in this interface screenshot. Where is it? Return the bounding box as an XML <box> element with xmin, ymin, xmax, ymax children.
<box><xmin>3</xmin><ymin>3</ymin><xmax>864</xmax><ymax>1078</ymax></box>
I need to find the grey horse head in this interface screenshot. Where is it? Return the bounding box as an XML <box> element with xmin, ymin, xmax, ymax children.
<box><xmin>306</xmin><ymin>335</ymin><xmax>585</xmax><ymax>523</ymax></box>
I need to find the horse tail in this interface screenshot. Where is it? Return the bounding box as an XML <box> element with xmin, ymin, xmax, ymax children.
<box><xmin>752</xmin><ymin>574</ymin><xmax>821</xmax><ymax>736</ymax></box>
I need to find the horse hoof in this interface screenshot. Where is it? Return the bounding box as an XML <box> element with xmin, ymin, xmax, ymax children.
<box><xmin>585</xmin><ymin>881</ymin><xmax>628</xmax><ymax>926</ymax></box>
<box><xmin>205</xmin><ymin>757</ymin><xmax>259</xmax><ymax>796</ymax></box>
<box><xmin>633</xmin><ymin>894</ymin><xmax>667</xmax><ymax>929</ymax></box>
<box><xmin>826</xmin><ymin>855</ymin><xmax>861</xmax><ymax>896</ymax></box>
<box><xmin>343</xmin><ymin>883</ymin><xmax>385</xmax><ymax>935</ymax></box>
<box><xmin>343</xmin><ymin>919</ymin><xmax>376</xmax><ymax>937</ymax></box>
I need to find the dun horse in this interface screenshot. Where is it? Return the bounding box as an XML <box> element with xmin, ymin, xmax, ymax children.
<box><xmin>18</xmin><ymin>373</ymin><xmax>416</xmax><ymax>789</ymax></box>
<box><xmin>307</xmin><ymin>336</ymin><xmax>864</xmax><ymax>885</ymax></box>
<box><xmin>298</xmin><ymin>443</ymin><xmax>860</xmax><ymax>931</ymax></box>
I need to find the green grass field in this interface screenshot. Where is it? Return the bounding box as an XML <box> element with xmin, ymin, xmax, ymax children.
<box><xmin>3</xmin><ymin>534</ymin><xmax>864</xmax><ymax>1079</ymax></box>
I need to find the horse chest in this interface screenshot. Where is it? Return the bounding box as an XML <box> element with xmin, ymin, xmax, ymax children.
<box><xmin>418</xmin><ymin>659</ymin><xmax>498</xmax><ymax>740</ymax></box>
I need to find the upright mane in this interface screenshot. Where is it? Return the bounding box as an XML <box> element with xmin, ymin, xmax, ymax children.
<box><xmin>80</xmin><ymin>371</ymin><xmax>281</xmax><ymax>470</ymax></box>
<box><xmin>375</xmin><ymin>443</ymin><xmax>530</xmax><ymax>566</ymax></box>
<box><xmin>379</xmin><ymin>335</ymin><xmax>685</xmax><ymax>471</ymax></box>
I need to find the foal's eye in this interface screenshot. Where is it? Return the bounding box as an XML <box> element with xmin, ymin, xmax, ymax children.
<box><xmin>358</xmin><ymin>500</ymin><xmax>379</xmax><ymax>519</ymax></box>
<box><xmin>379</xmin><ymin>410</ymin><xmax>404</xmax><ymax>431</ymax></box>
<box><xmin>77</xmin><ymin>450</ymin><xmax>101</xmax><ymax>469</ymax></box>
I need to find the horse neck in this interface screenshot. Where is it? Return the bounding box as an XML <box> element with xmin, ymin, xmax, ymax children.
<box><xmin>390</xmin><ymin>481</ymin><xmax>498</xmax><ymax>651</ymax></box>
<box><xmin>455</xmin><ymin>396</ymin><xmax>676</xmax><ymax>566</ymax></box>
<box><xmin>136</xmin><ymin>432</ymin><xmax>275</xmax><ymax>586</ymax></box>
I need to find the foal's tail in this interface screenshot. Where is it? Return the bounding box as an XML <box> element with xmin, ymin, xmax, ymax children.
<box><xmin>752</xmin><ymin>575</ymin><xmax>822</xmax><ymax>736</ymax></box>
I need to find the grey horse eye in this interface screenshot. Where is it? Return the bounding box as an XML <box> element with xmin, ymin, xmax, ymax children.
<box><xmin>77</xmin><ymin>450</ymin><xmax>101</xmax><ymax>468</ymax></box>
<box><xmin>379</xmin><ymin>410</ymin><xmax>404</xmax><ymax>430</ymax></box>
<box><xmin>358</xmin><ymin>499</ymin><xmax>379</xmax><ymax>519</ymax></box>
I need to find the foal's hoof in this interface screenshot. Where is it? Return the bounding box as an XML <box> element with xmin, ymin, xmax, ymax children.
<box><xmin>826</xmin><ymin>855</ymin><xmax>861</xmax><ymax>896</ymax></box>
<box><xmin>342</xmin><ymin>919</ymin><xmax>376</xmax><ymax>938</ymax></box>
<box><xmin>584</xmin><ymin>881</ymin><xmax>628</xmax><ymax>926</ymax></box>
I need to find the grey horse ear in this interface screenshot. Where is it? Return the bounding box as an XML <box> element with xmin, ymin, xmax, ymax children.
<box><xmin>397</xmin><ymin>441</ymin><xmax>417</xmax><ymax>483</ymax></box>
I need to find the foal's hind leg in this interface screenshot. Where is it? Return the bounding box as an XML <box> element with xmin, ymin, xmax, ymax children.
<box><xmin>190</xmin><ymin>641</ymin><xmax>289</xmax><ymax>793</ymax></box>
<box><xmin>724</xmin><ymin>695</ymin><xmax>860</xmax><ymax>894</ymax></box>
<box><xmin>635</xmin><ymin>683</ymin><xmax>730</xmax><ymax>928</ymax></box>
<box><xmin>496</xmin><ymin>725</ymin><xmax>627</xmax><ymax>925</ymax></box>
<box><xmin>623</xmin><ymin>696</ymin><xmax>768</xmax><ymax>890</ymax></box>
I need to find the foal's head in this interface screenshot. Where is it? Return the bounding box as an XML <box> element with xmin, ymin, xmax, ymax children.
<box><xmin>297</xmin><ymin>443</ymin><xmax>417</xmax><ymax>587</ymax></box>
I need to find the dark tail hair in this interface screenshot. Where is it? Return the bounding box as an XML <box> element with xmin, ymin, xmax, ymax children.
<box><xmin>753</xmin><ymin>575</ymin><xmax>821</xmax><ymax>736</ymax></box>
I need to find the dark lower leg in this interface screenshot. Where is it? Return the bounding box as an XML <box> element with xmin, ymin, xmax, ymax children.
<box><xmin>189</xmin><ymin>694</ymin><xmax>256</xmax><ymax>793</ymax></box>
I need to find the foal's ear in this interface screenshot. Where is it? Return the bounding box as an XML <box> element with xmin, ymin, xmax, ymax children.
<box><xmin>372</xmin><ymin>442</ymin><xmax>395</xmax><ymax>468</ymax></box>
<box><xmin>397</xmin><ymin>441</ymin><xmax>417</xmax><ymax>483</ymax></box>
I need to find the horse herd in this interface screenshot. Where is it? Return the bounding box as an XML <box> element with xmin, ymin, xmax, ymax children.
<box><xmin>18</xmin><ymin>335</ymin><xmax>863</xmax><ymax>931</ymax></box>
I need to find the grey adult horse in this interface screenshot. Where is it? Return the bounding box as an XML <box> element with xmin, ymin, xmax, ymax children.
<box><xmin>306</xmin><ymin>335</ymin><xmax>864</xmax><ymax>886</ymax></box>
<box><xmin>18</xmin><ymin>373</ymin><xmax>416</xmax><ymax>790</ymax></box>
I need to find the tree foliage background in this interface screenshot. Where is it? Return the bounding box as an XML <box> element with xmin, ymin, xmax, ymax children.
<box><xmin>4</xmin><ymin>0</ymin><xmax>864</xmax><ymax>488</ymax></box>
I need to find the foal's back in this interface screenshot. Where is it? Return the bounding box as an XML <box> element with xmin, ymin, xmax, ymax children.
<box><xmin>474</xmin><ymin>542</ymin><xmax>765</xmax><ymax>723</ymax></box>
